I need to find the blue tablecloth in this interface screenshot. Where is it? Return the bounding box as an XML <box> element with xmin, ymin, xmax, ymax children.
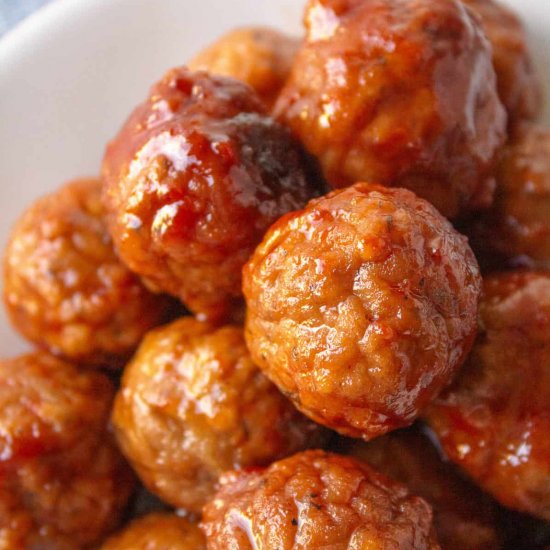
<box><xmin>0</xmin><ymin>0</ymin><xmax>52</xmax><ymax>37</ymax></box>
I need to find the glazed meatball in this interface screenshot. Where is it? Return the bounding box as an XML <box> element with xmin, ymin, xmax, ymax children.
<box><xmin>244</xmin><ymin>183</ymin><xmax>481</xmax><ymax>439</ymax></box>
<box><xmin>201</xmin><ymin>450</ymin><xmax>440</xmax><ymax>549</ymax></box>
<box><xmin>274</xmin><ymin>0</ymin><xmax>507</xmax><ymax>218</ymax></box>
<box><xmin>102</xmin><ymin>67</ymin><xmax>322</xmax><ymax>323</ymax></box>
<box><xmin>112</xmin><ymin>317</ymin><xmax>326</xmax><ymax>513</ymax></box>
<box><xmin>342</xmin><ymin>427</ymin><xmax>503</xmax><ymax>550</ymax></box>
<box><xmin>3</xmin><ymin>178</ymin><xmax>171</xmax><ymax>367</ymax></box>
<box><xmin>0</xmin><ymin>352</ymin><xmax>135</xmax><ymax>548</ymax></box>
<box><xmin>467</xmin><ymin>127</ymin><xmax>550</xmax><ymax>271</ymax></box>
<box><xmin>425</xmin><ymin>271</ymin><xmax>550</xmax><ymax>520</ymax></box>
<box><xmin>189</xmin><ymin>27</ymin><xmax>299</xmax><ymax>108</ymax></box>
<box><xmin>102</xmin><ymin>514</ymin><xmax>205</xmax><ymax>550</ymax></box>
<box><xmin>462</xmin><ymin>0</ymin><xmax>541</xmax><ymax>131</ymax></box>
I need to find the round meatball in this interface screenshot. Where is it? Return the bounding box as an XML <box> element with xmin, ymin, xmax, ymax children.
<box><xmin>342</xmin><ymin>427</ymin><xmax>503</xmax><ymax>550</ymax></box>
<box><xmin>201</xmin><ymin>450</ymin><xmax>440</xmax><ymax>549</ymax></box>
<box><xmin>274</xmin><ymin>0</ymin><xmax>507</xmax><ymax>218</ymax></box>
<box><xmin>102</xmin><ymin>514</ymin><xmax>205</xmax><ymax>550</ymax></box>
<box><xmin>3</xmin><ymin>178</ymin><xmax>171</xmax><ymax>367</ymax></box>
<box><xmin>244</xmin><ymin>183</ymin><xmax>481</xmax><ymax>439</ymax></box>
<box><xmin>0</xmin><ymin>352</ymin><xmax>135</xmax><ymax>548</ymax></box>
<box><xmin>102</xmin><ymin>67</ymin><xmax>323</xmax><ymax>323</ymax></box>
<box><xmin>112</xmin><ymin>317</ymin><xmax>326</xmax><ymax>513</ymax></box>
<box><xmin>424</xmin><ymin>271</ymin><xmax>550</xmax><ymax>520</ymax></box>
<box><xmin>461</xmin><ymin>0</ymin><xmax>541</xmax><ymax>131</ymax></box>
<box><xmin>189</xmin><ymin>27</ymin><xmax>299</xmax><ymax>108</ymax></box>
<box><xmin>467</xmin><ymin>127</ymin><xmax>550</xmax><ymax>271</ymax></box>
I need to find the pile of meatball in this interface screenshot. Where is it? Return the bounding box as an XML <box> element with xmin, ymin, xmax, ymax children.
<box><xmin>2</xmin><ymin>0</ymin><xmax>549</xmax><ymax>548</ymax></box>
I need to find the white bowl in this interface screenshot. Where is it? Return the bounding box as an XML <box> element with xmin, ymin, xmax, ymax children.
<box><xmin>0</xmin><ymin>0</ymin><xmax>548</xmax><ymax>353</ymax></box>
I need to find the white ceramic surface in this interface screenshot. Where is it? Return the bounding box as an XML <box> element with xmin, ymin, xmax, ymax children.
<box><xmin>0</xmin><ymin>0</ymin><xmax>549</xmax><ymax>353</ymax></box>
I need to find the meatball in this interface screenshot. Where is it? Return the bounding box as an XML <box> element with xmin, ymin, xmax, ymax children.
<box><xmin>424</xmin><ymin>271</ymin><xmax>550</xmax><ymax>520</ymax></box>
<box><xmin>342</xmin><ymin>427</ymin><xmax>503</xmax><ymax>550</ymax></box>
<box><xmin>112</xmin><ymin>317</ymin><xmax>326</xmax><ymax>513</ymax></box>
<box><xmin>244</xmin><ymin>183</ymin><xmax>481</xmax><ymax>439</ymax></box>
<box><xmin>0</xmin><ymin>352</ymin><xmax>135</xmax><ymax>548</ymax></box>
<box><xmin>274</xmin><ymin>0</ymin><xmax>506</xmax><ymax>218</ymax></box>
<box><xmin>3</xmin><ymin>178</ymin><xmax>171</xmax><ymax>367</ymax></box>
<box><xmin>201</xmin><ymin>450</ymin><xmax>440</xmax><ymax>549</ymax></box>
<box><xmin>102</xmin><ymin>514</ymin><xmax>205</xmax><ymax>549</ymax></box>
<box><xmin>467</xmin><ymin>127</ymin><xmax>550</xmax><ymax>271</ymax></box>
<box><xmin>189</xmin><ymin>27</ymin><xmax>299</xmax><ymax>108</ymax></box>
<box><xmin>102</xmin><ymin>67</ymin><xmax>322</xmax><ymax>323</ymax></box>
<box><xmin>462</xmin><ymin>0</ymin><xmax>541</xmax><ymax>131</ymax></box>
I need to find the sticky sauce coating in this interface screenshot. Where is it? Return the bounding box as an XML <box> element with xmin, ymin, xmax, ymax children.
<box><xmin>102</xmin><ymin>513</ymin><xmax>205</xmax><ymax>550</ymax></box>
<box><xmin>425</xmin><ymin>271</ymin><xmax>550</xmax><ymax>521</ymax></box>
<box><xmin>201</xmin><ymin>450</ymin><xmax>440</xmax><ymax>549</ymax></box>
<box><xmin>467</xmin><ymin>127</ymin><xmax>550</xmax><ymax>271</ymax></box>
<box><xmin>343</xmin><ymin>428</ymin><xmax>503</xmax><ymax>550</ymax></box>
<box><xmin>112</xmin><ymin>318</ymin><xmax>326</xmax><ymax>513</ymax></box>
<box><xmin>462</xmin><ymin>0</ymin><xmax>541</xmax><ymax>131</ymax></box>
<box><xmin>189</xmin><ymin>26</ymin><xmax>300</xmax><ymax>108</ymax></box>
<box><xmin>0</xmin><ymin>353</ymin><xmax>135</xmax><ymax>548</ymax></box>
<box><xmin>3</xmin><ymin>178</ymin><xmax>171</xmax><ymax>367</ymax></box>
<box><xmin>244</xmin><ymin>183</ymin><xmax>481</xmax><ymax>439</ymax></box>
<box><xmin>274</xmin><ymin>0</ymin><xmax>507</xmax><ymax>218</ymax></box>
<box><xmin>102</xmin><ymin>67</ymin><xmax>323</xmax><ymax>323</ymax></box>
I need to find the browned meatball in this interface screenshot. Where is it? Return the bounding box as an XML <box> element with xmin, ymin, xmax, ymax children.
<box><xmin>425</xmin><ymin>271</ymin><xmax>550</xmax><ymax>520</ymax></box>
<box><xmin>342</xmin><ymin>428</ymin><xmax>503</xmax><ymax>550</ymax></box>
<box><xmin>102</xmin><ymin>67</ymin><xmax>322</xmax><ymax>323</ymax></box>
<box><xmin>462</xmin><ymin>0</ymin><xmax>541</xmax><ymax>131</ymax></box>
<box><xmin>274</xmin><ymin>0</ymin><xmax>507</xmax><ymax>218</ymax></box>
<box><xmin>201</xmin><ymin>450</ymin><xmax>440</xmax><ymax>549</ymax></box>
<box><xmin>467</xmin><ymin>127</ymin><xmax>550</xmax><ymax>271</ymax></box>
<box><xmin>112</xmin><ymin>317</ymin><xmax>326</xmax><ymax>513</ymax></box>
<box><xmin>189</xmin><ymin>27</ymin><xmax>299</xmax><ymax>108</ymax></box>
<box><xmin>102</xmin><ymin>514</ymin><xmax>205</xmax><ymax>550</ymax></box>
<box><xmin>244</xmin><ymin>183</ymin><xmax>481</xmax><ymax>440</ymax></box>
<box><xmin>0</xmin><ymin>352</ymin><xmax>135</xmax><ymax>548</ymax></box>
<box><xmin>3</xmin><ymin>178</ymin><xmax>171</xmax><ymax>367</ymax></box>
